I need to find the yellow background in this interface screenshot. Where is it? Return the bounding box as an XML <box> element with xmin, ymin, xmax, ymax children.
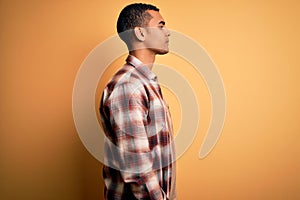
<box><xmin>1</xmin><ymin>0</ymin><xmax>300</xmax><ymax>199</ymax></box>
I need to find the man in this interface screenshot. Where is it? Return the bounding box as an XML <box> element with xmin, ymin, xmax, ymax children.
<box><xmin>100</xmin><ymin>3</ymin><xmax>176</xmax><ymax>200</ymax></box>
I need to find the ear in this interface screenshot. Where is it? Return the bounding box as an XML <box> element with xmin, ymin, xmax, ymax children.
<box><xmin>134</xmin><ymin>27</ymin><xmax>146</xmax><ymax>41</ymax></box>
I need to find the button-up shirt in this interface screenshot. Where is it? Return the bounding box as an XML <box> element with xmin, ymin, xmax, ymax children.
<box><xmin>100</xmin><ymin>55</ymin><xmax>176</xmax><ymax>200</ymax></box>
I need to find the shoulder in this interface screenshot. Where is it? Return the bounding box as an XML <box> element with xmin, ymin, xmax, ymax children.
<box><xmin>107</xmin><ymin>64</ymin><xmax>146</xmax><ymax>89</ymax></box>
<box><xmin>103</xmin><ymin>65</ymin><xmax>149</xmax><ymax>104</ymax></box>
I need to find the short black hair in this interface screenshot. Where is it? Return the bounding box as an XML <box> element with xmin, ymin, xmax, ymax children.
<box><xmin>117</xmin><ymin>3</ymin><xmax>159</xmax><ymax>44</ymax></box>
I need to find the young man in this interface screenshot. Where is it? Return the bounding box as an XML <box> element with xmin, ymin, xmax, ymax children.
<box><xmin>100</xmin><ymin>3</ymin><xmax>176</xmax><ymax>200</ymax></box>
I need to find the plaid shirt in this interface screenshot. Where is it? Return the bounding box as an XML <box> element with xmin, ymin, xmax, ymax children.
<box><xmin>100</xmin><ymin>55</ymin><xmax>176</xmax><ymax>200</ymax></box>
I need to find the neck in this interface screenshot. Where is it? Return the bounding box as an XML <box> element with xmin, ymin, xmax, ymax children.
<box><xmin>129</xmin><ymin>49</ymin><xmax>156</xmax><ymax>70</ymax></box>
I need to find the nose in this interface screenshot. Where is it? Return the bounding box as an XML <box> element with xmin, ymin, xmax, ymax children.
<box><xmin>165</xmin><ymin>27</ymin><xmax>171</xmax><ymax>37</ymax></box>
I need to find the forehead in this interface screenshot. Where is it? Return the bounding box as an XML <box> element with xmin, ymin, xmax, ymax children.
<box><xmin>146</xmin><ymin>10</ymin><xmax>164</xmax><ymax>26</ymax></box>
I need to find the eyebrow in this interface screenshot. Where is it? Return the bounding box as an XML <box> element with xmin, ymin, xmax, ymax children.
<box><xmin>158</xmin><ymin>21</ymin><xmax>165</xmax><ymax>25</ymax></box>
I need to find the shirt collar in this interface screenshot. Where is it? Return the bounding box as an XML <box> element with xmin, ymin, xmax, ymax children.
<box><xmin>126</xmin><ymin>55</ymin><xmax>157</xmax><ymax>81</ymax></box>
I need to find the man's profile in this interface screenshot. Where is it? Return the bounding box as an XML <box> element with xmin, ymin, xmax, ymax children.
<box><xmin>99</xmin><ymin>3</ymin><xmax>176</xmax><ymax>200</ymax></box>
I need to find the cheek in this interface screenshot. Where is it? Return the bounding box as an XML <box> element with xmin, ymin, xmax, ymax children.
<box><xmin>149</xmin><ymin>29</ymin><xmax>162</xmax><ymax>37</ymax></box>
<box><xmin>146</xmin><ymin>30</ymin><xmax>165</xmax><ymax>47</ymax></box>
<box><xmin>152</xmin><ymin>32</ymin><xmax>165</xmax><ymax>43</ymax></box>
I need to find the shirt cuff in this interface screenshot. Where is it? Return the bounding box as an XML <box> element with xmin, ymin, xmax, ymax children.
<box><xmin>142</xmin><ymin>171</ymin><xmax>164</xmax><ymax>200</ymax></box>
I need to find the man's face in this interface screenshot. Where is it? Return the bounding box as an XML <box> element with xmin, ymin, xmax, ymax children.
<box><xmin>144</xmin><ymin>10</ymin><xmax>170</xmax><ymax>55</ymax></box>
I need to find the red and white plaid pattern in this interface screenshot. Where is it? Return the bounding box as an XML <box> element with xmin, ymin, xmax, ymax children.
<box><xmin>100</xmin><ymin>55</ymin><xmax>176</xmax><ymax>200</ymax></box>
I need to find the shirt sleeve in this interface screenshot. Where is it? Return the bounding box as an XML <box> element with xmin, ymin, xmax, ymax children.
<box><xmin>104</xmin><ymin>83</ymin><xmax>164</xmax><ymax>200</ymax></box>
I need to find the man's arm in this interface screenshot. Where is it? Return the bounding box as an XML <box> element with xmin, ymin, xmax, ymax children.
<box><xmin>105</xmin><ymin>83</ymin><xmax>165</xmax><ymax>200</ymax></box>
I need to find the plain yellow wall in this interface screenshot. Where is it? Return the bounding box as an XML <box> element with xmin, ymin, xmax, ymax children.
<box><xmin>1</xmin><ymin>0</ymin><xmax>300</xmax><ymax>199</ymax></box>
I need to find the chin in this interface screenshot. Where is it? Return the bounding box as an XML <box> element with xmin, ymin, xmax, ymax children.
<box><xmin>156</xmin><ymin>48</ymin><xmax>169</xmax><ymax>55</ymax></box>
